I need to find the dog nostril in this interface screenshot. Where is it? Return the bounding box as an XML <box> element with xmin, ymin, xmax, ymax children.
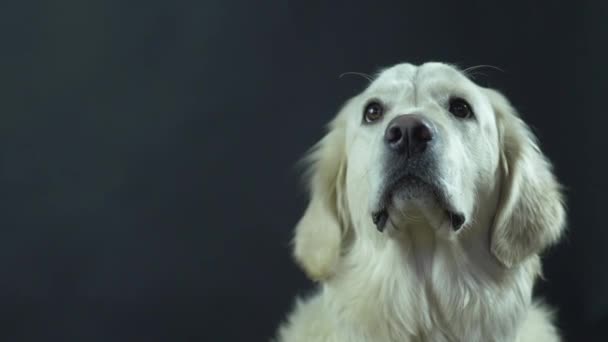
<box><xmin>413</xmin><ymin>124</ymin><xmax>433</xmax><ymax>143</ymax></box>
<box><xmin>386</xmin><ymin>126</ymin><xmax>402</xmax><ymax>144</ymax></box>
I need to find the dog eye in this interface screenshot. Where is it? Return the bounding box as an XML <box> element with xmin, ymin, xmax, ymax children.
<box><xmin>448</xmin><ymin>98</ymin><xmax>474</xmax><ymax>119</ymax></box>
<box><xmin>363</xmin><ymin>101</ymin><xmax>385</xmax><ymax>123</ymax></box>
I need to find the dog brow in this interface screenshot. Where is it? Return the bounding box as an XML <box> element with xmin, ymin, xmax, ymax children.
<box><xmin>412</xmin><ymin>66</ymin><xmax>421</xmax><ymax>107</ymax></box>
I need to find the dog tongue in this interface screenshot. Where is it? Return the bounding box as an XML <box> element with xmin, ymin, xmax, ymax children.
<box><xmin>372</xmin><ymin>210</ymin><xmax>389</xmax><ymax>232</ymax></box>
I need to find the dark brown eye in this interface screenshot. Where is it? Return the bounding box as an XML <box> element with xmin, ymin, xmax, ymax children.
<box><xmin>363</xmin><ymin>101</ymin><xmax>384</xmax><ymax>123</ymax></box>
<box><xmin>449</xmin><ymin>98</ymin><xmax>474</xmax><ymax>119</ymax></box>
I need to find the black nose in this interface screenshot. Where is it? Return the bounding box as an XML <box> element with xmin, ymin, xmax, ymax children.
<box><xmin>384</xmin><ymin>114</ymin><xmax>434</xmax><ymax>156</ymax></box>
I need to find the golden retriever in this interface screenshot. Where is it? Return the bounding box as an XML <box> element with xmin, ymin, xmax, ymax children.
<box><xmin>274</xmin><ymin>62</ymin><xmax>565</xmax><ymax>342</ymax></box>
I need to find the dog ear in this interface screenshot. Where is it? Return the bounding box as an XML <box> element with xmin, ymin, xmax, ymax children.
<box><xmin>486</xmin><ymin>89</ymin><xmax>566</xmax><ymax>268</ymax></box>
<box><xmin>293</xmin><ymin>113</ymin><xmax>349</xmax><ymax>281</ymax></box>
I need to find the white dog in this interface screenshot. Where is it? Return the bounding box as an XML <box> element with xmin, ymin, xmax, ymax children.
<box><xmin>275</xmin><ymin>62</ymin><xmax>566</xmax><ymax>342</ymax></box>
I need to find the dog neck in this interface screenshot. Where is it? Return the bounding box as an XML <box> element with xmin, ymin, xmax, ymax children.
<box><xmin>321</xmin><ymin>219</ymin><xmax>540</xmax><ymax>341</ymax></box>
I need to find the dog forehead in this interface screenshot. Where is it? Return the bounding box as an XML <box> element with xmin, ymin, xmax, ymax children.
<box><xmin>375</xmin><ymin>63</ymin><xmax>417</xmax><ymax>82</ymax></box>
<box><xmin>367</xmin><ymin>63</ymin><xmax>416</xmax><ymax>93</ymax></box>
<box><xmin>367</xmin><ymin>62</ymin><xmax>465</xmax><ymax>95</ymax></box>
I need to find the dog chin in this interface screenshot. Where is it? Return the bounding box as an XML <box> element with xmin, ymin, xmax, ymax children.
<box><xmin>371</xmin><ymin>179</ymin><xmax>465</xmax><ymax>233</ymax></box>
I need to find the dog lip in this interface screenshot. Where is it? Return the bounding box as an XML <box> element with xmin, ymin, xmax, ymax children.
<box><xmin>372</xmin><ymin>209</ymin><xmax>389</xmax><ymax>232</ymax></box>
<box><xmin>448</xmin><ymin>211</ymin><xmax>466</xmax><ymax>231</ymax></box>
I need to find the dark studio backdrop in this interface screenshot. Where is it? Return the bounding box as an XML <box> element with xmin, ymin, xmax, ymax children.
<box><xmin>1</xmin><ymin>0</ymin><xmax>607</xmax><ymax>341</ymax></box>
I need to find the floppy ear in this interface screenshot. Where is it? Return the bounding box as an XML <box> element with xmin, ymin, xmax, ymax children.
<box><xmin>486</xmin><ymin>89</ymin><xmax>566</xmax><ymax>268</ymax></box>
<box><xmin>293</xmin><ymin>114</ymin><xmax>349</xmax><ymax>281</ymax></box>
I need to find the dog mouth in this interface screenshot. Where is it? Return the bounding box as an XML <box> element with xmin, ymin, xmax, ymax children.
<box><xmin>371</xmin><ymin>175</ymin><xmax>465</xmax><ymax>233</ymax></box>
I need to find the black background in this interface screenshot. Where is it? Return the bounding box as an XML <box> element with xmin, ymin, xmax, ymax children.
<box><xmin>1</xmin><ymin>0</ymin><xmax>607</xmax><ymax>341</ymax></box>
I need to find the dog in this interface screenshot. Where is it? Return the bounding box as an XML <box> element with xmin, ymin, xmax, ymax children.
<box><xmin>274</xmin><ymin>62</ymin><xmax>566</xmax><ymax>342</ymax></box>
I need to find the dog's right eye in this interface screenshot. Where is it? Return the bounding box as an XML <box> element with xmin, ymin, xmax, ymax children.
<box><xmin>363</xmin><ymin>101</ymin><xmax>384</xmax><ymax>124</ymax></box>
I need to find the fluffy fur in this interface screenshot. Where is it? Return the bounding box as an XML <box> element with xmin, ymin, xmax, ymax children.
<box><xmin>275</xmin><ymin>62</ymin><xmax>565</xmax><ymax>342</ymax></box>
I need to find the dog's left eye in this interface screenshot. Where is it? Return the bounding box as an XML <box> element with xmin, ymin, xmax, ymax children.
<box><xmin>448</xmin><ymin>98</ymin><xmax>474</xmax><ymax>119</ymax></box>
<box><xmin>363</xmin><ymin>101</ymin><xmax>385</xmax><ymax>123</ymax></box>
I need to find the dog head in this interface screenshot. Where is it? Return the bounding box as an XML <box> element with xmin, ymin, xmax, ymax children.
<box><xmin>293</xmin><ymin>62</ymin><xmax>565</xmax><ymax>280</ymax></box>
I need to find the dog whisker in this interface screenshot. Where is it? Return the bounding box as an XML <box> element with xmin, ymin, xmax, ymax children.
<box><xmin>339</xmin><ymin>71</ymin><xmax>374</xmax><ymax>82</ymax></box>
<box><xmin>461</xmin><ymin>64</ymin><xmax>505</xmax><ymax>80</ymax></box>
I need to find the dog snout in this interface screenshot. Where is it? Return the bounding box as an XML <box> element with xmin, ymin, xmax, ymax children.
<box><xmin>384</xmin><ymin>114</ymin><xmax>434</xmax><ymax>157</ymax></box>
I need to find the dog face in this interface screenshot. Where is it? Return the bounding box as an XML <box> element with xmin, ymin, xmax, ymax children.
<box><xmin>293</xmin><ymin>62</ymin><xmax>565</xmax><ymax>280</ymax></box>
<box><xmin>346</xmin><ymin>63</ymin><xmax>500</xmax><ymax>236</ymax></box>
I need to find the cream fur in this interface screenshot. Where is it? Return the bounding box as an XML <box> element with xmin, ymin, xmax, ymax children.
<box><xmin>276</xmin><ymin>62</ymin><xmax>565</xmax><ymax>342</ymax></box>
